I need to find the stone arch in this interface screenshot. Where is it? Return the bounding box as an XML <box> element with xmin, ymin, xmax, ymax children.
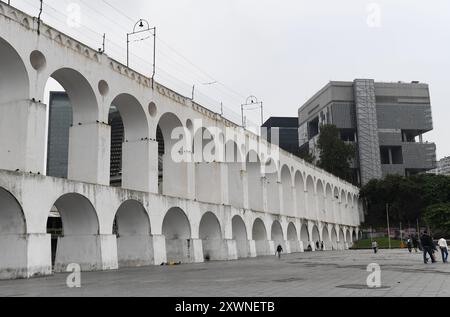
<box><xmin>322</xmin><ymin>226</ymin><xmax>331</xmax><ymax>251</ymax></box>
<box><xmin>199</xmin><ymin>212</ymin><xmax>225</xmax><ymax>261</ymax></box>
<box><xmin>281</xmin><ymin>165</ymin><xmax>294</xmax><ymax>216</ymax></box>
<box><xmin>0</xmin><ymin>37</ymin><xmax>34</xmax><ymax>174</ymax></box>
<box><xmin>352</xmin><ymin>229</ymin><xmax>357</xmax><ymax>243</ymax></box>
<box><xmin>0</xmin><ymin>187</ymin><xmax>28</xmax><ymax>279</ymax></box>
<box><xmin>162</xmin><ymin>207</ymin><xmax>192</xmax><ymax>263</ymax></box>
<box><xmin>300</xmin><ymin>223</ymin><xmax>310</xmax><ymax>251</ymax></box>
<box><xmin>306</xmin><ymin>175</ymin><xmax>316</xmax><ymax>219</ymax></box>
<box><xmin>114</xmin><ymin>200</ymin><xmax>152</xmax><ymax>267</ymax></box>
<box><xmin>157</xmin><ymin>113</ymin><xmax>188</xmax><ymax>197</ymax></box>
<box><xmin>295</xmin><ymin>171</ymin><xmax>305</xmax><ymax>218</ymax></box>
<box><xmin>232</xmin><ymin>215</ymin><xmax>249</xmax><ymax>258</ymax></box>
<box><xmin>331</xmin><ymin>227</ymin><xmax>338</xmax><ymax>250</ymax></box>
<box><xmin>316</xmin><ymin>180</ymin><xmax>325</xmax><ymax>217</ymax></box>
<box><xmin>226</xmin><ymin>140</ymin><xmax>244</xmax><ymax>208</ymax></box>
<box><xmin>346</xmin><ymin>229</ymin><xmax>352</xmax><ymax>248</ymax></box>
<box><xmin>339</xmin><ymin>228</ymin><xmax>345</xmax><ymax>250</ymax></box>
<box><xmin>109</xmin><ymin>94</ymin><xmax>150</xmax><ymax>190</ymax></box>
<box><xmin>271</xmin><ymin>220</ymin><xmax>285</xmax><ymax>251</ymax></box>
<box><xmin>265</xmin><ymin>158</ymin><xmax>280</xmax><ymax>213</ymax></box>
<box><xmin>49</xmin><ymin>68</ymin><xmax>99</xmax><ymax>124</ymax></box>
<box><xmin>311</xmin><ymin>224</ymin><xmax>321</xmax><ymax>250</ymax></box>
<box><xmin>252</xmin><ymin>218</ymin><xmax>269</xmax><ymax>256</ymax></box>
<box><xmin>0</xmin><ymin>37</ymin><xmax>29</xmax><ymax>104</ymax></box>
<box><xmin>287</xmin><ymin>222</ymin><xmax>300</xmax><ymax>253</ymax></box>
<box><xmin>325</xmin><ymin>183</ymin><xmax>333</xmax><ymax>221</ymax></box>
<box><xmin>49</xmin><ymin>193</ymin><xmax>101</xmax><ymax>272</ymax></box>
<box><xmin>246</xmin><ymin>151</ymin><xmax>263</xmax><ymax>211</ymax></box>
<box><xmin>194</xmin><ymin>128</ymin><xmax>221</xmax><ymax>204</ymax></box>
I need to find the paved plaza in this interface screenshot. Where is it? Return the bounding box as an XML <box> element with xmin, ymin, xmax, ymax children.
<box><xmin>1</xmin><ymin>249</ymin><xmax>449</xmax><ymax>297</ymax></box>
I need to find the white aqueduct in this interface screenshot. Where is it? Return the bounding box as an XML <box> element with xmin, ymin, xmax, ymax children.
<box><xmin>0</xmin><ymin>3</ymin><xmax>363</xmax><ymax>280</ymax></box>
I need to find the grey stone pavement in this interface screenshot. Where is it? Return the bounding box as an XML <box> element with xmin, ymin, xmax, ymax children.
<box><xmin>1</xmin><ymin>249</ymin><xmax>450</xmax><ymax>297</ymax></box>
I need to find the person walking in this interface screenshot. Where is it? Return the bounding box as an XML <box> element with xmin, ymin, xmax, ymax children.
<box><xmin>276</xmin><ymin>244</ymin><xmax>283</xmax><ymax>259</ymax></box>
<box><xmin>412</xmin><ymin>236</ymin><xmax>419</xmax><ymax>253</ymax></box>
<box><xmin>321</xmin><ymin>241</ymin><xmax>324</xmax><ymax>251</ymax></box>
<box><xmin>438</xmin><ymin>238</ymin><xmax>449</xmax><ymax>263</ymax></box>
<box><xmin>407</xmin><ymin>238</ymin><xmax>413</xmax><ymax>253</ymax></box>
<box><xmin>421</xmin><ymin>231</ymin><xmax>436</xmax><ymax>264</ymax></box>
<box><xmin>372</xmin><ymin>241</ymin><xmax>378</xmax><ymax>254</ymax></box>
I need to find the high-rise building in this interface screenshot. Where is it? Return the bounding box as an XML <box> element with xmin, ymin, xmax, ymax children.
<box><xmin>427</xmin><ymin>157</ymin><xmax>450</xmax><ymax>176</ymax></box>
<box><xmin>261</xmin><ymin>117</ymin><xmax>300</xmax><ymax>156</ymax></box>
<box><xmin>47</xmin><ymin>92</ymin><xmax>72</xmax><ymax>178</ymax></box>
<box><xmin>298</xmin><ymin>79</ymin><xmax>437</xmax><ymax>185</ymax></box>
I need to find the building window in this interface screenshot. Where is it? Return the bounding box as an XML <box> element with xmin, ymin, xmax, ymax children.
<box><xmin>380</xmin><ymin>146</ymin><xmax>403</xmax><ymax>165</ymax></box>
<box><xmin>308</xmin><ymin>117</ymin><xmax>319</xmax><ymax>139</ymax></box>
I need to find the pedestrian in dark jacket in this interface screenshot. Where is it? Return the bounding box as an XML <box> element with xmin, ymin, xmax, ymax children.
<box><xmin>421</xmin><ymin>231</ymin><xmax>436</xmax><ymax>264</ymax></box>
<box><xmin>276</xmin><ymin>245</ymin><xmax>283</xmax><ymax>259</ymax></box>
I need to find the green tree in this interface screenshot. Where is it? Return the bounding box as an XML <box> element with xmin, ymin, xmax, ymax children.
<box><xmin>316</xmin><ymin>124</ymin><xmax>355</xmax><ymax>182</ymax></box>
<box><xmin>424</xmin><ymin>203</ymin><xmax>450</xmax><ymax>236</ymax></box>
<box><xmin>360</xmin><ymin>174</ymin><xmax>450</xmax><ymax>229</ymax></box>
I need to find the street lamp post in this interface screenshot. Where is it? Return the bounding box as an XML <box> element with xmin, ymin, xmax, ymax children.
<box><xmin>386</xmin><ymin>203</ymin><xmax>391</xmax><ymax>249</ymax></box>
<box><xmin>126</xmin><ymin>19</ymin><xmax>156</xmax><ymax>88</ymax></box>
<box><xmin>241</xmin><ymin>96</ymin><xmax>264</xmax><ymax>129</ymax></box>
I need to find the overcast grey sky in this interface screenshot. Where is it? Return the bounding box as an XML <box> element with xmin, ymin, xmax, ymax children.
<box><xmin>14</xmin><ymin>0</ymin><xmax>450</xmax><ymax>159</ymax></box>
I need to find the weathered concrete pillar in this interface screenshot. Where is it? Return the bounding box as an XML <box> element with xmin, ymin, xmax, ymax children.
<box><xmin>248</xmin><ymin>240</ymin><xmax>257</xmax><ymax>258</ymax></box>
<box><xmin>0</xmin><ymin>233</ymin><xmax>51</xmax><ymax>280</ymax></box>
<box><xmin>225</xmin><ymin>239</ymin><xmax>238</xmax><ymax>261</ymax></box>
<box><xmin>151</xmin><ymin>235</ymin><xmax>167</xmax><ymax>265</ymax></box>
<box><xmin>299</xmin><ymin>241</ymin><xmax>305</xmax><ymax>253</ymax></box>
<box><xmin>54</xmin><ymin>234</ymin><xmax>118</xmax><ymax>272</ymax></box>
<box><xmin>68</xmin><ymin>123</ymin><xmax>110</xmax><ymax>186</ymax></box>
<box><xmin>190</xmin><ymin>239</ymin><xmax>204</xmax><ymax>263</ymax></box>
<box><xmin>121</xmin><ymin>140</ymin><xmax>158</xmax><ymax>193</ymax></box>
<box><xmin>268</xmin><ymin>240</ymin><xmax>275</xmax><ymax>255</ymax></box>
<box><xmin>0</xmin><ymin>100</ymin><xmax>46</xmax><ymax>174</ymax></box>
<box><xmin>117</xmin><ymin>235</ymin><xmax>153</xmax><ymax>268</ymax></box>
<box><xmin>284</xmin><ymin>240</ymin><xmax>292</xmax><ymax>254</ymax></box>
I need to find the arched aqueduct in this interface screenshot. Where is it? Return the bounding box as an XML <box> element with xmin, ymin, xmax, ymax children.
<box><xmin>0</xmin><ymin>3</ymin><xmax>363</xmax><ymax>279</ymax></box>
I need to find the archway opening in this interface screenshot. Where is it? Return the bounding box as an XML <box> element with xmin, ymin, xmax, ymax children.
<box><xmin>331</xmin><ymin>227</ymin><xmax>338</xmax><ymax>250</ymax></box>
<box><xmin>265</xmin><ymin>159</ymin><xmax>280</xmax><ymax>213</ymax></box>
<box><xmin>0</xmin><ymin>38</ymin><xmax>31</xmax><ymax>172</ymax></box>
<box><xmin>45</xmin><ymin>68</ymin><xmax>100</xmax><ymax>184</ymax></box>
<box><xmin>352</xmin><ymin>230</ymin><xmax>357</xmax><ymax>243</ymax></box>
<box><xmin>300</xmin><ymin>223</ymin><xmax>310</xmax><ymax>251</ymax></box>
<box><xmin>295</xmin><ymin>172</ymin><xmax>305</xmax><ymax>218</ymax></box>
<box><xmin>287</xmin><ymin>223</ymin><xmax>299</xmax><ymax>253</ymax></box>
<box><xmin>162</xmin><ymin>207</ymin><xmax>192</xmax><ymax>263</ymax></box>
<box><xmin>306</xmin><ymin>176</ymin><xmax>315</xmax><ymax>219</ymax></box>
<box><xmin>325</xmin><ymin>184</ymin><xmax>333</xmax><ymax>222</ymax></box>
<box><xmin>0</xmin><ymin>188</ymin><xmax>28</xmax><ymax>279</ymax></box>
<box><xmin>157</xmin><ymin>113</ymin><xmax>187</xmax><ymax>197</ymax></box>
<box><xmin>108</xmin><ymin>94</ymin><xmax>149</xmax><ymax>191</ymax></box>
<box><xmin>322</xmin><ymin>226</ymin><xmax>331</xmax><ymax>251</ymax></box>
<box><xmin>47</xmin><ymin>193</ymin><xmax>100</xmax><ymax>272</ymax></box>
<box><xmin>232</xmin><ymin>216</ymin><xmax>249</xmax><ymax>258</ymax></box>
<box><xmin>316</xmin><ymin>181</ymin><xmax>325</xmax><ymax>217</ymax></box>
<box><xmin>312</xmin><ymin>225</ymin><xmax>321</xmax><ymax>251</ymax></box>
<box><xmin>226</xmin><ymin>141</ymin><xmax>244</xmax><ymax>208</ymax></box>
<box><xmin>199</xmin><ymin>212</ymin><xmax>224</xmax><ymax>261</ymax></box>
<box><xmin>246</xmin><ymin>151</ymin><xmax>263</xmax><ymax>211</ymax></box>
<box><xmin>114</xmin><ymin>200</ymin><xmax>152</xmax><ymax>267</ymax></box>
<box><xmin>339</xmin><ymin>229</ymin><xmax>345</xmax><ymax>250</ymax></box>
<box><xmin>346</xmin><ymin>230</ymin><xmax>352</xmax><ymax>249</ymax></box>
<box><xmin>252</xmin><ymin>218</ymin><xmax>269</xmax><ymax>256</ymax></box>
<box><xmin>271</xmin><ymin>220</ymin><xmax>285</xmax><ymax>252</ymax></box>
<box><xmin>281</xmin><ymin>166</ymin><xmax>293</xmax><ymax>216</ymax></box>
<box><xmin>194</xmin><ymin>128</ymin><xmax>220</xmax><ymax>204</ymax></box>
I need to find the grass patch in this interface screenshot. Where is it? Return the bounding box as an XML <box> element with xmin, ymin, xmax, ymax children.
<box><xmin>351</xmin><ymin>237</ymin><xmax>404</xmax><ymax>249</ymax></box>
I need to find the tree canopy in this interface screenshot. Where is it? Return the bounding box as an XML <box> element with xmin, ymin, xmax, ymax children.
<box><xmin>360</xmin><ymin>174</ymin><xmax>450</xmax><ymax>235</ymax></box>
<box><xmin>316</xmin><ymin>124</ymin><xmax>356</xmax><ymax>183</ymax></box>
